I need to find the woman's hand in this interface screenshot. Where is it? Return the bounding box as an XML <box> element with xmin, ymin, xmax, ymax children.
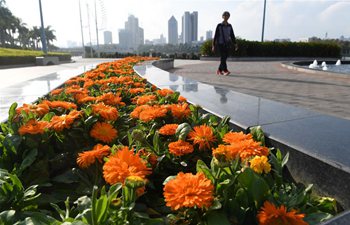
<box><xmin>211</xmin><ymin>46</ymin><xmax>215</xmax><ymax>52</ymax></box>
<box><xmin>234</xmin><ymin>44</ymin><xmax>239</xmax><ymax>51</ymax></box>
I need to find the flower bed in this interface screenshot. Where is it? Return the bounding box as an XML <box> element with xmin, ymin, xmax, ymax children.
<box><xmin>0</xmin><ymin>57</ymin><xmax>338</xmax><ymax>224</ymax></box>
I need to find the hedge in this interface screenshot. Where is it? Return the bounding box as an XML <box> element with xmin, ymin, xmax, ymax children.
<box><xmin>0</xmin><ymin>48</ymin><xmax>71</xmax><ymax>66</ymax></box>
<box><xmin>201</xmin><ymin>39</ymin><xmax>341</xmax><ymax>58</ymax></box>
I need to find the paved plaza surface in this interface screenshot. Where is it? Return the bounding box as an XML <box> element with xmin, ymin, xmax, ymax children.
<box><xmin>169</xmin><ymin>60</ymin><xmax>350</xmax><ymax>120</ymax></box>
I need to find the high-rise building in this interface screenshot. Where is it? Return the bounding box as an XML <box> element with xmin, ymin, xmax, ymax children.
<box><xmin>168</xmin><ymin>16</ymin><xmax>178</xmax><ymax>45</ymax></box>
<box><xmin>118</xmin><ymin>15</ymin><xmax>144</xmax><ymax>50</ymax></box>
<box><xmin>181</xmin><ymin>11</ymin><xmax>198</xmax><ymax>44</ymax></box>
<box><xmin>104</xmin><ymin>31</ymin><xmax>113</xmax><ymax>44</ymax></box>
<box><xmin>206</xmin><ymin>30</ymin><xmax>213</xmax><ymax>40</ymax></box>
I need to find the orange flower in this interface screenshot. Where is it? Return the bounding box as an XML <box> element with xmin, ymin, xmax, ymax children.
<box><xmin>16</xmin><ymin>103</ymin><xmax>49</xmax><ymax>116</ymax></box>
<box><xmin>212</xmin><ymin>144</ymin><xmax>241</xmax><ymax>161</ymax></box>
<box><xmin>77</xmin><ymin>144</ymin><xmax>111</xmax><ymax>168</ymax></box>
<box><xmin>130</xmin><ymin>105</ymin><xmax>152</xmax><ymax>119</ymax></box>
<box><xmin>92</xmin><ymin>103</ymin><xmax>119</xmax><ymax>121</ymax></box>
<box><xmin>169</xmin><ymin>103</ymin><xmax>191</xmax><ymax>120</ymax></box>
<box><xmin>129</xmin><ymin>88</ymin><xmax>145</xmax><ymax>95</ymax></box>
<box><xmin>223</xmin><ymin>131</ymin><xmax>253</xmax><ymax>144</ymax></box>
<box><xmin>18</xmin><ymin>119</ymin><xmax>49</xmax><ymax>135</ymax></box>
<box><xmin>49</xmin><ymin>110</ymin><xmax>82</xmax><ymax>132</ymax></box>
<box><xmin>42</xmin><ymin>100</ymin><xmax>77</xmax><ymax>110</ymax></box>
<box><xmin>178</xmin><ymin>96</ymin><xmax>187</xmax><ymax>102</ymax></box>
<box><xmin>75</xmin><ymin>93</ymin><xmax>96</xmax><ymax>104</ymax></box>
<box><xmin>188</xmin><ymin>125</ymin><xmax>216</xmax><ymax>150</ymax></box>
<box><xmin>103</xmin><ymin>146</ymin><xmax>151</xmax><ymax>185</ymax></box>
<box><xmin>139</xmin><ymin>106</ymin><xmax>167</xmax><ymax>122</ymax></box>
<box><xmin>50</xmin><ymin>88</ymin><xmax>63</xmax><ymax>95</ymax></box>
<box><xmin>136</xmin><ymin>95</ymin><xmax>157</xmax><ymax>105</ymax></box>
<box><xmin>90</xmin><ymin>122</ymin><xmax>118</xmax><ymax>143</ymax></box>
<box><xmin>163</xmin><ymin>172</ymin><xmax>214</xmax><ymax>211</ymax></box>
<box><xmin>257</xmin><ymin>201</ymin><xmax>308</xmax><ymax>225</ymax></box>
<box><xmin>238</xmin><ymin>139</ymin><xmax>269</xmax><ymax>161</ymax></box>
<box><xmin>157</xmin><ymin>88</ymin><xmax>174</xmax><ymax>97</ymax></box>
<box><xmin>168</xmin><ymin>140</ymin><xmax>194</xmax><ymax>156</ymax></box>
<box><xmin>96</xmin><ymin>92</ymin><xmax>125</xmax><ymax>106</ymax></box>
<box><xmin>159</xmin><ymin>124</ymin><xmax>178</xmax><ymax>136</ymax></box>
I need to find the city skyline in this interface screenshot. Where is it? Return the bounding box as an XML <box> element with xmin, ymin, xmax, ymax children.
<box><xmin>4</xmin><ymin>0</ymin><xmax>350</xmax><ymax>48</ymax></box>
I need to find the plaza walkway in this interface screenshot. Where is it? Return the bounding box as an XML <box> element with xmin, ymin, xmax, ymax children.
<box><xmin>169</xmin><ymin>60</ymin><xmax>350</xmax><ymax>120</ymax></box>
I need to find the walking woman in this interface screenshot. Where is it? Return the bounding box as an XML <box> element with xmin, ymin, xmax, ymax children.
<box><xmin>212</xmin><ymin>11</ymin><xmax>238</xmax><ymax>76</ymax></box>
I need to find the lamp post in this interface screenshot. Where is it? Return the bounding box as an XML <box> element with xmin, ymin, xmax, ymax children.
<box><xmin>38</xmin><ymin>0</ymin><xmax>48</xmax><ymax>54</ymax></box>
<box><xmin>261</xmin><ymin>0</ymin><xmax>267</xmax><ymax>42</ymax></box>
<box><xmin>79</xmin><ymin>0</ymin><xmax>85</xmax><ymax>58</ymax></box>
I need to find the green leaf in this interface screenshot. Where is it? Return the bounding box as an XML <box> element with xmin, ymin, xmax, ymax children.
<box><xmin>163</xmin><ymin>176</ymin><xmax>176</xmax><ymax>185</ymax></box>
<box><xmin>196</xmin><ymin>160</ymin><xmax>215</xmax><ymax>183</ymax></box>
<box><xmin>8</xmin><ymin>102</ymin><xmax>18</xmax><ymax>123</ymax></box>
<box><xmin>19</xmin><ymin>148</ymin><xmax>38</xmax><ymax>174</ymax></box>
<box><xmin>3</xmin><ymin>134</ymin><xmax>21</xmax><ymax>154</ymax></box>
<box><xmin>50</xmin><ymin>203</ymin><xmax>66</xmax><ymax>220</ymax></box>
<box><xmin>250</xmin><ymin>126</ymin><xmax>265</xmax><ymax>146</ymax></box>
<box><xmin>205</xmin><ymin>210</ymin><xmax>231</xmax><ymax>225</ymax></box>
<box><xmin>95</xmin><ymin>195</ymin><xmax>108</xmax><ymax>223</ymax></box>
<box><xmin>0</xmin><ymin>210</ymin><xmax>16</xmax><ymax>223</ymax></box>
<box><xmin>209</xmin><ymin>199</ymin><xmax>222</xmax><ymax>210</ymax></box>
<box><xmin>175</xmin><ymin>123</ymin><xmax>191</xmax><ymax>140</ymax></box>
<box><xmin>281</xmin><ymin>152</ymin><xmax>289</xmax><ymax>168</ymax></box>
<box><xmin>304</xmin><ymin>212</ymin><xmax>333</xmax><ymax>225</ymax></box>
<box><xmin>237</xmin><ymin>168</ymin><xmax>270</xmax><ymax>208</ymax></box>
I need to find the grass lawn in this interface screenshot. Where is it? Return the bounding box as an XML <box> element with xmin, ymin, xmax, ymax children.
<box><xmin>0</xmin><ymin>47</ymin><xmax>69</xmax><ymax>57</ymax></box>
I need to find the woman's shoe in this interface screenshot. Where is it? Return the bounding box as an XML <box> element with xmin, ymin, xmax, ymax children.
<box><xmin>216</xmin><ymin>70</ymin><xmax>223</xmax><ymax>75</ymax></box>
<box><xmin>223</xmin><ymin>70</ymin><xmax>231</xmax><ymax>76</ymax></box>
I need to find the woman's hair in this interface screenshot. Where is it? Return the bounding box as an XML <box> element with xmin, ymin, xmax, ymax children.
<box><xmin>222</xmin><ymin>11</ymin><xmax>230</xmax><ymax>17</ymax></box>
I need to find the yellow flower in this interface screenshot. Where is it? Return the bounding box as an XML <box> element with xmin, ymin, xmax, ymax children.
<box><xmin>249</xmin><ymin>156</ymin><xmax>271</xmax><ymax>174</ymax></box>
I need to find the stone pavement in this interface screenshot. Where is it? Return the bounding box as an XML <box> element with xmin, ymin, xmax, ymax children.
<box><xmin>169</xmin><ymin>60</ymin><xmax>350</xmax><ymax>120</ymax></box>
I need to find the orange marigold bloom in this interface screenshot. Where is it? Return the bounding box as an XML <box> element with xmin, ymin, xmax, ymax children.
<box><xmin>130</xmin><ymin>105</ymin><xmax>152</xmax><ymax>119</ymax></box>
<box><xmin>223</xmin><ymin>131</ymin><xmax>253</xmax><ymax>144</ymax></box>
<box><xmin>97</xmin><ymin>92</ymin><xmax>125</xmax><ymax>106</ymax></box>
<box><xmin>168</xmin><ymin>140</ymin><xmax>194</xmax><ymax>156</ymax></box>
<box><xmin>212</xmin><ymin>144</ymin><xmax>241</xmax><ymax>161</ymax></box>
<box><xmin>257</xmin><ymin>201</ymin><xmax>308</xmax><ymax>225</ymax></box>
<box><xmin>238</xmin><ymin>139</ymin><xmax>269</xmax><ymax>161</ymax></box>
<box><xmin>50</xmin><ymin>88</ymin><xmax>63</xmax><ymax>95</ymax></box>
<box><xmin>157</xmin><ymin>88</ymin><xmax>174</xmax><ymax>97</ymax></box>
<box><xmin>75</xmin><ymin>93</ymin><xmax>96</xmax><ymax>104</ymax></box>
<box><xmin>129</xmin><ymin>88</ymin><xmax>145</xmax><ymax>95</ymax></box>
<box><xmin>16</xmin><ymin>103</ymin><xmax>49</xmax><ymax>116</ymax></box>
<box><xmin>139</xmin><ymin>106</ymin><xmax>167</xmax><ymax>122</ymax></box>
<box><xmin>90</xmin><ymin>122</ymin><xmax>118</xmax><ymax>143</ymax></box>
<box><xmin>169</xmin><ymin>103</ymin><xmax>191</xmax><ymax>120</ymax></box>
<box><xmin>178</xmin><ymin>96</ymin><xmax>187</xmax><ymax>102</ymax></box>
<box><xmin>92</xmin><ymin>103</ymin><xmax>119</xmax><ymax>121</ymax></box>
<box><xmin>188</xmin><ymin>125</ymin><xmax>216</xmax><ymax>150</ymax></box>
<box><xmin>77</xmin><ymin>144</ymin><xmax>111</xmax><ymax>168</ymax></box>
<box><xmin>163</xmin><ymin>172</ymin><xmax>214</xmax><ymax>211</ymax></box>
<box><xmin>103</xmin><ymin>146</ymin><xmax>151</xmax><ymax>185</ymax></box>
<box><xmin>136</xmin><ymin>95</ymin><xmax>157</xmax><ymax>105</ymax></box>
<box><xmin>18</xmin><ymin>119</ymin><xmax>49</xmax><ymax>135</ymax></box>
<box><xmin>49</xmin><ymin>110</ymin><xmax>81</xmax><ymax>132</ymax></box>
<box><xmin>159</xmin><ymin>124</ymin><xmax>178</xmax><ymax>136</ymax></box>
<box><xmin>42</xmin><ymin>100</ymin><xmax>77</xmax><ymax>110</ymax></box>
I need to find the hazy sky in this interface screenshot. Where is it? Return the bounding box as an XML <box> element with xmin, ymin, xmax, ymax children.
<box><xmin>5</xmin><ymin>0</ymin><xmax>350</xmax><ymax>47</ymax></box>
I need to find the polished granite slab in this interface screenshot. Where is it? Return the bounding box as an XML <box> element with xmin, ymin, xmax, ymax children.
<box><xmin>0</xmin><ymin>64</ymin><xmax>97</xmax><ymax>122</ymax></box>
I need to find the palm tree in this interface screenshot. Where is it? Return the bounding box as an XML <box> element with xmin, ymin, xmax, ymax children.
<box><xmin>44</xmin><ymin>25</ymin><xmax>56</xmax><ymax>50</ymax></box>
<box><xmin>29</xmin><ymin>26</ymin><xmax>41</xmax><ymax>49</ymax></box>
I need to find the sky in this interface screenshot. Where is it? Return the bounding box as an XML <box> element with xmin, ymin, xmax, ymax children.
<box><xmin>4</xmin><ymin>0</ymin><xmax>350</xmax><ymax>48</ymax></box>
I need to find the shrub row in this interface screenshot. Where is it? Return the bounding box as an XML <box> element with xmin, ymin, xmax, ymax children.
<box><xmin>0</xmin><ymin>54</ymin><xmax>71</xmax><ymax>66</ymax></box>
<box><xmin>201</xmin><ymin>39</ymin><xmax>341</xmax><ymax>58</ymax></box>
